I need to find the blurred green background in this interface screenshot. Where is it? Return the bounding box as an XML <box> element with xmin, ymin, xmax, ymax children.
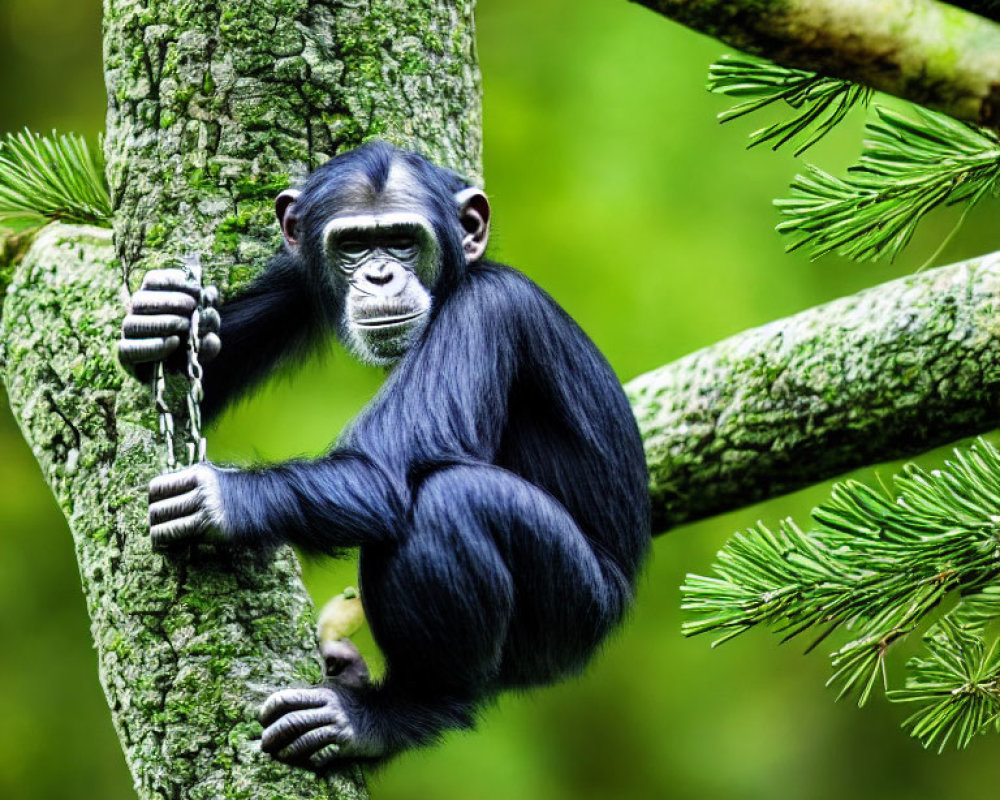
<box><xmin>1</xmin><ymin>1</ymin><xmax>998</xmax><ymax>798</ymax></box>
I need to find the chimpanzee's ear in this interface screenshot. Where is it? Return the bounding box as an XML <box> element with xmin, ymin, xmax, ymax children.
<box><xmin>455</xmin><ymin>187</ymin><xmax>490</xmax><ymax>263</ymax></box>
<box><xmin>275</xmin><ymin>189</ymin><xmax>302</xmax><ymax>251</ymax></box>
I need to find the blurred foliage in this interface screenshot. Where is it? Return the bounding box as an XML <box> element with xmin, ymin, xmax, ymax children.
<box><xmin>1</xmin><ymin>1</ymin><xmax>998</xmax><ymax>800</ymax></box>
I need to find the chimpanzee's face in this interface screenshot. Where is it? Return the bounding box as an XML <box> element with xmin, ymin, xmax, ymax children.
<box><xmin>323</xmin><ymin>207</ymin><xmax>438</xmax><ymax>365</ymax></box>
<box><xmin>274</xmin><ymin>152</ymin><xmax>491</xmax><ymax>366</ymax></box>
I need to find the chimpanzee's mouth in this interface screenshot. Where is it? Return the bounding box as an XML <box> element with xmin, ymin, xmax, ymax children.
<box><xmin>354</xmin><ymin>309</ymin><xmax>426</xmax><ymax>328</ymax></box>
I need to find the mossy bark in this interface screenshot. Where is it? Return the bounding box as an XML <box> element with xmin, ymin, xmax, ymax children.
<box><xmin>1</xmin><ymin>1</ymin><xmax>481</xmax><ymax>798</ymax></box>
<box><xmin>628</xmin><ymin>250</ymin><xmax>1000</xmax><ymax>532</ymax></box>
<box><xmin>630</xmin><ymin>0</ymin><xmax>1000</xmax><ymax>130</ymax></box>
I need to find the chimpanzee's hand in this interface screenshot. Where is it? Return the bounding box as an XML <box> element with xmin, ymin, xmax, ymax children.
<box><xmin>118</xmin><ymin>268</ymin><xmax>221</xmax><ymax>370</ymax></box>
<box><xmin>148</xmin><ymin>463</ymin><xmax>229</xmax><ymax>546</ymax></box>
<box><xmin>260</xmin><ymin>684</ymin><xmax>382</xmax><ymax>768</ymax></box>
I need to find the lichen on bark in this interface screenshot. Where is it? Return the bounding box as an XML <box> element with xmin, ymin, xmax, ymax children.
<box><xmin>628</xmin><ymin>251</ymin><xmax>1000</xmax><ymax>532</ymax></box>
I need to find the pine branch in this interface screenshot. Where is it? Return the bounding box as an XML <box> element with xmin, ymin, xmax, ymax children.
<box><xmin>708</xmin><ymin>55</ymin><xmax>871</xmax><ymax>155</ymax></box>
<box><xmin>682</xmin><ymin>438</ymin><xmax>1000</xmax><ymax>746</ymax></box>
<box><xmin>775</xmin><ymin>106</ymin><xmax>1000</xmax><ymax>262</ymax></box>
<box><xmin>0</xmin><ymin>129</ymin><xmax>112</xmax><ymax>229</ymax></box>
<box><xmin>890</xmin><ymin>611</ymin><xmax>1000</xmax><ymax>751</ymax></box>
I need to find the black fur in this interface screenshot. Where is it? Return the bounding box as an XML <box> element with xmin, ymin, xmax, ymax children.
<box><xmin>206</xmin><ymin>141</ymin><xmax>651</xmax><ymax>759</ymax></box>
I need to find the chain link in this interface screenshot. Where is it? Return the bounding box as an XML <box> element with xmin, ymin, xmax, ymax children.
<box><xmin>154</xmin><ymin>254</ymin><xmax>209</xmax><ymax>471</ymax></box>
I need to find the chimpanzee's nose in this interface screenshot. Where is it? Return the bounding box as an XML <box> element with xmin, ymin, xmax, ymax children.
<box><xmin>360</xmin><ymin>261</ymin><xmax>406</xmax><ymax>295</ymax></box>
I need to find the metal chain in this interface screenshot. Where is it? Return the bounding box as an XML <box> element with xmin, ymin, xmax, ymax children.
<box><xmin>154</xmin><ymin>254</ymin><xmax>209</xmax><ymax>471</ymax></box>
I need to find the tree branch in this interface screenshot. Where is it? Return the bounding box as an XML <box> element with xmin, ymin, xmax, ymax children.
<box><xmin>628</xmin><ymin>250</ymin><xmax>1000</xmax><ymax>532</ymax></box>
<box><xmin>1</xmin><ymin>0</ymin><xmax>481</xmax><ymax>797</ymax></box>
<box><xmin>629</xmin><ymin>0</ymin><xmax>1000</xmax><ymax>130</ymax></box>
<box><xmin>948</xmin><ymin>1</ymin><xmax>1000</xmax><ymax>23</ymax></box>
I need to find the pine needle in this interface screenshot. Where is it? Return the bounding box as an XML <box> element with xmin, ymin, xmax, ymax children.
<box><xmin>708</xmin><ymin>55</ymin><xmax>871</xmax><ymax>156</ymax></box>
<box><xmin>775</xmin><ymin>106</ymin><xmax>1000</xmax><ymax>262</ymax></box>
<box><xmin>0</xmin><ymin>129</ymin><xmax>112</xmax><ymax>228</ymax></box>
<box><xmin>682</xmin><ymin>438</ymin><xmax>1000</xmax><ymax>749</ymax></box>
<box><xmin>890</xmin><ymin>615</ymin><xmax>1000</xmax><ymax>752</ymax></box>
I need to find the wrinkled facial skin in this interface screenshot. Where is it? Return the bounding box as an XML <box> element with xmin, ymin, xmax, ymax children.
<box><xmin>324</xmin><ymin>212</ymin><xmax>439</xmax><ymax>365</ymax></box>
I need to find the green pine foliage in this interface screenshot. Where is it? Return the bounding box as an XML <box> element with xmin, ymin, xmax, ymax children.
<box><xmin>892</xmin><ymin>611</ymin><xmax>1000</xmax><ymax>751</ymax></box>
<box><xmin>682</xmin><ymin>439</ymin><xmax>1000</xmax><ymax>750</ymax></box>
<box><xmin>0</xmin><ymin>129</ymin><xmax>112</xmax><ymax>229</ymax></box>
<box><xmin>708</xmin><ymin>54</ymin><xmax>871</xmax><ymax>156</ymax></box>
<box><xmin>776</xmin><ymin>107</ymin><xmax>1000</xmax><ymax>262</ymax></box>
<box><xmin>709</xmin><ymin>55</ymin><xmax>1000</xmax><ymax>264</ymax></box>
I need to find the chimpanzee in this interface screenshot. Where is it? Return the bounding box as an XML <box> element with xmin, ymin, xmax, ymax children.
<box><xmin>118</xmin><ymin>141</ymin><xmax>651</xmax><ymax>767</ymax></box>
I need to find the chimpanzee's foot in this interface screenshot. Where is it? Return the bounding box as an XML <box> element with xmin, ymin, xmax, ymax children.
<box><xmin>322</xmin><ymin>638</ymin><xmax>370</xmax><ymax>690</ymax></box>
<box><xmin>259</xmin><ymin>685</ymin><xmax>384</xmax><ymax>768</ymax></box>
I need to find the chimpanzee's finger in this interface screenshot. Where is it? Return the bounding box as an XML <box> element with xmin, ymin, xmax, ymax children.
<box><xmin>280</xmin><ymin>727</ymin><xmax>348</xmax><ymax>764</ymax></box>
<box><xmin>149</xmin><ymin>489</ymin><xmax>202</xmax><ymax>526</ymax></box>
<box><xmin>118</xmin><ymin>336</ymin><xmax>180</xmax><ymax>365</ymax></box>
<box><xmin>260</xmin><ymin>688</ymin><xmax>331</xmax><ymax>727</ymax></box>
<box><xmin>122</xmin><ymin>314</ymin><xmax>190</xmax><ymax>338</ymax></box>
<box><xmin>149</xmin><ymin>468</ymin><xmax>201</xmax><ymax>502</ymax></box>
<box><xmin>140</xmin><ymin>269</ymin><xmax>201</xmax><ymax>298</ymax></box>
<box><xmin>262</xmin><ymin>709</ymin><xmax>342</xmax><ymax>754</ymax></box>
<box><xmin>150</xmin><ymin>514</ymin><xmax>203</xmax><ymax>545</ymax></box>
<box><xmin>129</xmin><ymin>289</ymin><xmax>198</xmax><ymax>316</ymax></box>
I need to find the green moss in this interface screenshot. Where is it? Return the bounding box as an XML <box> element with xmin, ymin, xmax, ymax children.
<box><xmin>212</xmin><ymin>210</ymin><xmax>262</xmax><ymax>256</ymax></box>
<box><xmin>145</xmin><ymin>224</ymin><xmax>169</xmax><ymax>249</ymax></box>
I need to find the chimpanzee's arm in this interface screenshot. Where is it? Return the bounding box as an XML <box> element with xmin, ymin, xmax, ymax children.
<box><xmin>202</xmin><ymin>253</ymin><xmax>323</xmax><ymax>423</ymax></box>
<box><xmin>148</xmin><ymin>451</ymin><xmax>404</xmax><ymax>552</ymax></box>
<box><xmin>218</xmin><ymin>451</ymin><xmax>404</xmax><ymax>551</ymax></box>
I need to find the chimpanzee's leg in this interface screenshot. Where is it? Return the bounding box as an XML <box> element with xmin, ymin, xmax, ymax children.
<box><xmin>259</xmin><ymin>464</ymin><xmax>630</xmax><ymax>767</ymax></box>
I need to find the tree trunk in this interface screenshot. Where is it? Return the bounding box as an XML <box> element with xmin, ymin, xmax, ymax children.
<box><xmin>1</xmin><ymin>1</ymin><xmax>481</xmax><ymax>798</ymax></box>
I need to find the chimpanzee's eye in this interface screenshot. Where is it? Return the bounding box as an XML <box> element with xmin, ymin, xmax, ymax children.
<box><xmin>339</xmin><ymin>240</ymin><xmax>368</xmax><ymax>257</ymax></box>
<box><xmin>386</xmin><ymin>234</ymin><xmax>419</xmax><ymax>261</ymax></box>
<box><xmin>388</xmin><ymin>243</ymin><xmax>419</xmax><ymax>260</ymax></box>
<box><xmin>336</xmin><ymin>240</ymin><xmax>369</xmax><ymax>270</ymax></box>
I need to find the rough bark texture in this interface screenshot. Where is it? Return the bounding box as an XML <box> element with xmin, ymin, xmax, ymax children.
<box><xmin>628</xmin><ymin>250</ymin><xmax>1000</xmax><ymax>532</ymax></box>
<box><xmin>629</xmin><ymin>0</ymin><xmax>1000</xmax><ymax>130</ymax></box>
<box><xmin>0</xmin><ymin>1</ymin><xmax>481</xmax><ymax>798</ymax></box>
<box><xmin>1</xmin><ymin>223</ymin><xmax>362</xmax><ymax>798</ymax></box>
<box><xmin>103</xmin><ymin>0</ymin><xmax>482</xmax><ymax>289</ymax></box>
